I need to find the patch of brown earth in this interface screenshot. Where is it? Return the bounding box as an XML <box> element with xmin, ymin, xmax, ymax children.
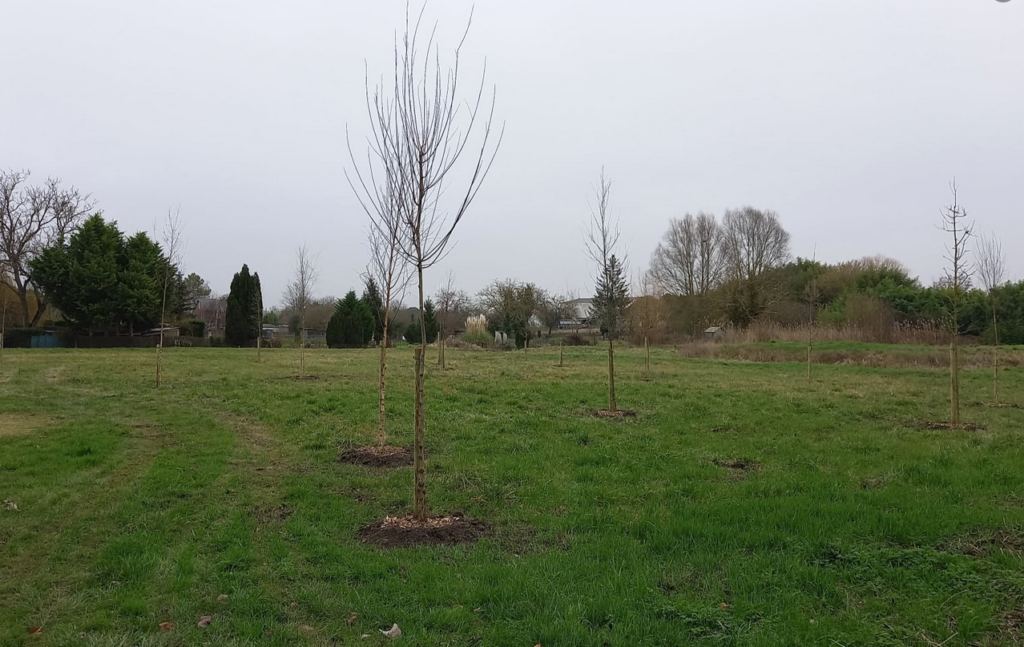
<box><xmin>0</xmin><ymin>413</ymin><xmax>56</xmax><ymax>438</ymax></box>
<box><xmin>338</xmin><ymin>445</ymin><xmax>415</xmax><ymax>468</ymax></box>
<box><xmin>712</xmin><ymin>458</ymin><xmax>761</xmax><ymax>480</ymax></box>
<box><xmin>357</xmin><ymin>513</ymin><xmax>490</xmax><ymax>548</ymax></box>
<box><xmin>984</xmin><ymin>402</ymin><xmax>1022</xmax><ymax>409</ymax></box>
<box><xmin>595</xmin><ymin>409</ymin><xmax>637</xmax><ymax>419</ymax></box>
<box><xmin>256</xmin><ymin>504</ymin><xmax>293</xmax><ymax>530</ymax></box>
<box><xmin>921</xmin><ymin>421</ymin><xmax>987</xmax><ymax>431</ymax></box>
<box><xmin>712</xmin><ymin>458</ymin><xmax>760</xmax><ymax>472</ymax></box>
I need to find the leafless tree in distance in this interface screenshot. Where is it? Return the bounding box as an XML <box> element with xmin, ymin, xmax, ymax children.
<box><xmin>435</xmin><ymin>272</ymin><xmax>470</xmax><ymax>369</ymax></box>
<box><xmin>365</xmin><ymin>219</ymin><xmax>410</xmax><ymax>447</ymax></box>
<box><xmin>721</xmin><ymin>207</ymin><xmax>791</xmax><ymax>325</ymax></box>
<box><xmin>284</xmin><ymin>245</ymin><xmax>319</xmax><ymax>378</ymax></box>
<box><xmin>585</xmin><ymin>169</ymin><xmax>630</xmax><ymax>413</ymax></box>
<box><xmin>157</xmin><ymin>208</ymin><xmax>185</xmax><ymax>388</ymax></box>
<box><xmin>634</xmin><ymin>271</ymin><xmax>667</xmax><ymax>381</ymax></box>
<box><xmin>347</xmin><ymin>5</ymin><xmax>503</xmax><ymax>522</ymax></box>
<box><xmin>650</xmin><ymin>212</ymin><xmax>724</xmax><ymax>297</ymax></box>
<box><xmin>0</xmin><ymin>170</ymin><xmax>93</xmax><ymax>327</ymax></box>
<box><xmin>939</xmin><ymin>180</ymin><xmax>974</xmax><ymax>426</ymax></box>
<box><xmin>975</xmin><ymin>232</ymin><xmax>1005</xmax><ymax>403</ymax></box>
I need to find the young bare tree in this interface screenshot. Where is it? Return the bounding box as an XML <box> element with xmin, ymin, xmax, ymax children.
<box><xmin>939</xmin><ymin>180</ymin><xmax>974</xmax><ymax>426</ymax></box>
<box><xmin>365</xmin><ymin>220</ymin><xmax>409</xmax><ymax>447</ymax></box>
<box><xmin>0</xmin><ymin>170</ymin><xmax>93</xmax><ymax>327</ymax></box>
<box><xmin>283</xmin><ymin>245</ymin><xmax>319</xmax><ymax>377</ymax></box>
<box><xmin>156</xmin><ymin>209</ymin><xmax>185</xmax><ymax>388</ymax></box>
<box><xmin>585</xmin><ymin>170</ymin><xmax>630</xmax><ymax>413</ymax></box>
<box><xmin>975</xmin><ymin>233</ymin><xmax>1006</xmax><ymax>403</ymax></box>
<box><xmin>634</xmin><ymin>271</ymin><xmax>667</xmax><ymax>380</ymax></box>
<box><xmin>435</xmin><ymin>272</ymin><xmax>470</xmax><ymax>369</ymax></box>
<box><xmin>347</xmin><ymin>6</ymin><xmax>502</xmax><ymax>522</ymax></box>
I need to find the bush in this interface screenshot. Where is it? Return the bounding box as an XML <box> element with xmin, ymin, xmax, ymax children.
<box><xmin>209</xmin><ymin>336</ymin><xmax>225</xmax><ymax>347</ymax></box>
<box><xmin>2</xmin><ymin>327</ymin><xmax>37</xmax><ymax>348</ymax></box>
<box><xmin>564</xmin><ymin>333</ymin><xmax>592</xmax><ymax>346</ymax></box>
<box><xmin>461</xmin><ymin>330</ymin><xmax>492</xmax><ymax>346</ymax></box>
<box><xmin>178</xmin><ymin>319</ymin><xmax>206</xmax><ymax>338</ymax></box>
<box><xmin>326</xmin><ymin>291</ymin><xmax>374</xmax><ymax>348</ymax></box>
<box><xmin>404</xmin><ymin>322</ymin><xmax>422</xmax><ymax>344</ymax></box>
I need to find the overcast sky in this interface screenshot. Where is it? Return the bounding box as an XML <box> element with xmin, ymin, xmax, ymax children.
<box><xmin>4</xmin><ymin>0</ymin><xmax>1021</xmax><ymax>307</ymax></box>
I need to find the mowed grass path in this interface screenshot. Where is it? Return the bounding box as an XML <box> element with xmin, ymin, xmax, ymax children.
<box><xmin>1</xmin><ymin>345</ymin><xmax>1023</xmax><ymax>646</ymax></box>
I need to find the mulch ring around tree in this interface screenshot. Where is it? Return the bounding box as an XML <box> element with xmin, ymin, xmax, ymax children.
<box><xmin>337</xmin><ymin>445</ymin><xmax>415</xmax><ymax>468</ymax></box>
<box><xmin>357</xmin><ymin>512</ymin><xmax>491</xmax><ymax>548</ymax></box>
<box><xmin>594</xmin><ymin>409</ymin><xmax>637</xmax><ymax>419</ymax></box>
<box><xmin>920</xmin><ymin>421</ymin><xmax>987</xmax><ymax>431</ymax></box>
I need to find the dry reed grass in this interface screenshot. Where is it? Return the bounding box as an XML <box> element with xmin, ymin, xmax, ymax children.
<box><xmin>677</xmin><ymin>340</ymin><xmax>1023</xmax><ymax>370</ymax></box>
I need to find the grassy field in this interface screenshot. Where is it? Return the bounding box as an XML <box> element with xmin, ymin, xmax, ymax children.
<box><xmin>1</xmin><ymin>344</ymin><xmax>1024</xmax><ymax>646</ymax></box>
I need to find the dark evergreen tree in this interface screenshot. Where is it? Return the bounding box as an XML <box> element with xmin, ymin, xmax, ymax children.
<box><xmin>225</xmin><ymin>264</ymin><xmax>260</xmax><ymax>346</ymax></box>
<box><xmin>31</xmin><ymin>214</ymin><xmax>124</xmax><ymax>332</ymax></box>
<box><xmin>362</xmin><ymin>276</ymin><xmax>386</xmax><ymax>341</ymax></box>
<box><xmin>119</xmin><ymin>232</ymin><xmax>163</xmax><ymax>334</ymax></box>
<box><xmin>422</xmin><ymin>298</ymin><xmax>439</xmax><ymax>343</ymax></box>
<box><xmin>591</xmin><ymin>254</ymin><xmax>630</xmax><ymax>339</ymax></box>
<box><xmin>327</xmin><ymin>291</ymin><xmax>374</xmax><ymax>348</ymax></box>
<box><xmin>251</xmin><ymin>272</ymin><xmax>264</xmax><ymax>342</ymax></box>
<box><xmin>403</xmin><ymin>321</ymin><xmax>422</xmax><ymax>344</ymax></box>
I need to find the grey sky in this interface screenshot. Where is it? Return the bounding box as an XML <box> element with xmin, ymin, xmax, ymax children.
<box><xmin>4</xmin><ymin>0</ymin><xmax>1022</xmax><ymax>307</ymax></box>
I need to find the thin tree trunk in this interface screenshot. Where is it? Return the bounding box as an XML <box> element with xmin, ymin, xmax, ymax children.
<box><xmin>807</xmin><ymin>326</ymin><xmax>812</xmax><ymax>384</ymax></box>
<box><xmin>644</xmin><ymin>334</ymin><xmax>650</xmax><ymax>380</ymax></box>
<box><xmin>299</xmin><ymin>311</ymin><xmax>305</xmax><ymax>377</ymax></box>
<box><xmin>157</xmin><ymin>329</ymin><xmax>163</xmax><ymax>387</ymax></box>
<box><xmin>559</xmin><ymin>338</ymin><xmax>563</xmax><ymax>367</ymax></box>
<box><xmin>992</xmin><ymin>306</ymin><xmax>1000</xmax><ymax>403</ymax></box>
<box><xmin>413</xmin><ymin>262</ymin><xmax>428</xmax><ymax>522</ymax></box>
<box><xmin>377</xmin><ymin>336</ymin><xmax>389</xmax><ymax>446</ymax></box>
<box><xmin>607</xmin><ymin>337</ymin><xmax>617</xmax><ymax>412</ymax></box>
<box><xmin>950</xmin><ymin>340</ymin><xmax>960</xmax><ymax>426</ymax></box>
<box><xmin>257</xmin><ymin>330</ymin><xmax>261</xmax><ymax>363</ymax></box>
<box><xmin>1</xmin><ymin>300</ymin><xmax>7</xmax><ymax>364</ymax></box>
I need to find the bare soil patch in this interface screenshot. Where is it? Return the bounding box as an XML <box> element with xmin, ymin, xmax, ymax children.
<box><xmin>713</xmin><ymin>458</ymin><xmax>760</xmax><ymax>471</ymax></box>
<box><xmin>712</xmin><ymin>457</ymin><xmax>761</xmax><ymax>480</ymax></box>
<box><xmin>595</xmin><ymin>409</ymin><xmax>637</xmax><ymax>419</ymax></box>
<box><xmin>984</xmin><ymin>402</ymin><xmax>1022</xmax><ymax>409</ymax></box>
<box><xmin>920</xmin><ymin>421</ymin><xmax>987</xmax><ymax>431</ymax></box>
<box><xmin>357</xmin><ymin>513</ymin><xmax>491</xmax><ymax>548</ymax></box>
<box><xmin>338</xmin><ymin>445</ymin><xmax>415</xmax><ymax>468</ymax></box>
<box><xmin>0</xmin><ymin>413</ymin><xmax>56</xmax><ymax>438</ymax></box>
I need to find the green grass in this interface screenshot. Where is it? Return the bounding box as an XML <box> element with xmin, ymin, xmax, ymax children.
<box><xmin>1</xmin><ymin>346</ymin><xmax>1023</xmax><ymax>646</ymax></box>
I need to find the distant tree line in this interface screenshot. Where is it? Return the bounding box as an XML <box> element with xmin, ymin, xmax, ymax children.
<box><xmin>648</xmin><ymin>208</ymin><xmax>1023</xmax><ymax>343</ymax></box>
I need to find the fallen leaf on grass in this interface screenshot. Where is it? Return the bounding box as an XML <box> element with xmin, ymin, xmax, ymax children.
<box><xmin>381</xmin><ymin>623</ymin><xmax>402</xmax><ymax>639</ymax></box>
<box><xmin>158</xmin><ymin>622</ymin><xmax>174</xmax><ymax>632</ymax></box>
<box><xmin>720</xmin><ymin>602</ymin><xmax>731</xmax><ymax>610</ymax></box>
<box><xmin>264</xmin><ymin>630</ymin><xmax>274</xmax><ymax>636</ymax></box>
<box><xmin>197</xmin><ymin>616</ymin><xmax>212</xmax><ymax>628</ymax></box>
<box><xmin>28</xmin><ymin>626</ymin><xmax>42</xmax><ymax>635</ymax></box>
<box><xmin>361</xmin><ymin>634</ymin><xmax>370</xmax><ymax>640</ymax></box>
<box><xmin>300</xmin><ymin>625</ymin><xmax>316</xmax><ymax>633</ymax></box>
<box><xmin>3</xmin><ymin>500</ymin><xmax>19</xmax><ymax>511</ymax></box>
<box><xmin>217</xmin><ymin>594</ymin><xmax>228</xmax><ymax>601</ymax></box>
<box><xmin>347</xmin><ymin>612</ymin><xmax>358</xmax><ymax>626</ymax></box>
